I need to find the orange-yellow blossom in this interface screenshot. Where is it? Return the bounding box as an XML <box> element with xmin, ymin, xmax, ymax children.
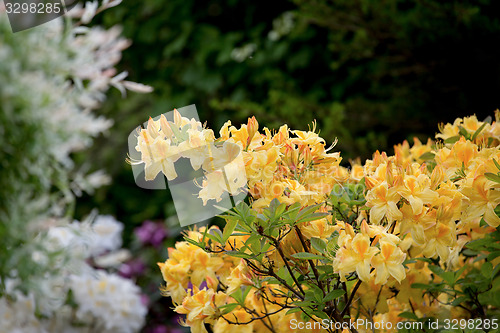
<box><xmin>365</xmin><ymin>181</ymin><xmax>403</xmax><ymax>224</ymax></box>
<box><xmin>396</xmin><ymin>174</ymin><xmax>438</xmax><ymax>215</ymax></box>
<box><xmin>333</xmin><ymin>233</ymin><xmax>378</xmax><ymax>282</ymax></box>
<box><xmin>175</xmin><ymin>287</ymin><xmax>227</xmax><ymax>333</ymax></box>
<box><xmin>462</xmin><ymin>175</ymin><xmax>500</xmax><ymax>227</ymax></box>
<box><xmin>371</xmin><ymin>239</ymin><xmax>407</xmax><ymax>284</ymax></box>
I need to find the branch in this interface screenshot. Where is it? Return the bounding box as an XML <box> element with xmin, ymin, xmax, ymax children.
<box><xmin>340</xmin><ymin>279</ymin><xmax>362</xmax><ymax>318</ymax></box>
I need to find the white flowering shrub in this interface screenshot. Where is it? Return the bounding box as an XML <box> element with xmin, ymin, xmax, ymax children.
<box><xmin>0</xmin><ymin>2</ymin><xmax>150</xmax><ymax>332</ymax></box>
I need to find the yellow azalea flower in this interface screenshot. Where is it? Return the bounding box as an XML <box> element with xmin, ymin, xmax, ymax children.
<box><xmin>461</xmin><ymin>115</ymin><xmax>492</xmax><ymax>143</ymax></box>
<box><xmin>434</xmin><ymin>146</ymin><xmax>457</xmax><ymax>179</ymax></box>
<box><xmin>190</xmin><ymin>249</ymin><xmax>224</xmax><ymax>288</ymax></box>
<box><xmin>247</xmin><ymin>116</ymin><xmax>259</xmax><ymax>142</ymax></box>
<box><xmin>399</xmin><ymin>204</ymin><xmax>436</xmax><ymax>245</ymax></box>
<box><xmin>436</xmin><ymin>118</ymin><xmax>462</xmax><ymax>141</ymax></box>
<box><xmin>144</xmin><ymin>137</ymin><xmax>181</xmax><ymax>180</ymax></box>
<box><xmin>371</xmin><ymin>239</ymin><xmax>406</xmax><ymax>284</ymax></box>
<box><xmin>219</xmin><ymin>120</ymin><xmax>231</xmax><ymax>140</ymax></box>
<box><xmin>244</xmin><ymin>147</ymin><xmax>279</xmax><ymax>188</ymax></box>
<box><xmin>396</xmin><ymin>174</ymin><xmax>438</xmax><ymax>215</ymax></box>
<box><xmin>272</xmin><ymin>124</ymin><xmax>290</xmax><ymax>145</ymax></box>
<box><xmin>451</xmin><ymin>136</ymin><xmax>478</xmax><ymax>168</ymax></box>
<box><xmin>300</xmin><ymin>218</ymin><xmax>336</xmax><ymax>240</ymax></box>
<box><xmin>225</xmin><ymin>260</ymin><xmax>253</xmax><ymax>295</ymax></box>
<box><xmin>333</xmin><ymin>233</ymin><xmax>378</xmax><ymax>282</ymax></box>
<box><xmin>409</xmin><ymin>137</ymin><xmax>433</xmax><ymax>163</ymax></box>
<box><xmin>158</xmin><ymin>262</ymin><xmax>189</xmax><ymax>304</ymax></box>
<box><xmin>462</xmin><ymin>175</ymin><xmax>500</xmax><ymax>227</ymax></box>
<box><xmin>171</xmin><ymin>108</ymin><xmax>198</xmax><ymax>129</ymax></box>
<box><xmin>350</xmin><ymin>163</ymin><xmax>365</xmax><ymax>182</ymax></box>
<box><xmin>420</xmin><ymin>221</ymin><xmax>456</xmax><ymax>260</ymax></box>
<box><xmin>228</xmin><ymin>124</ymin><xmax>249</xmax><ymax>149</ymax></box>
<box><xmin>177</xmin><ymin>129</ymin><xmax>214</xmax><ymax>171</ymax></box>
<box><xmin>175</xmin><ymin>287</ymin><xmax>227</xmax><ymax>333</ymax></box>
<box><xmin>365</xmin><ymin>181</ymin><xmax>403</xmax><ymax>224</ymax></box>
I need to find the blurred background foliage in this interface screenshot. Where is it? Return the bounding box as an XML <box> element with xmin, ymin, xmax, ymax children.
<box><xmin>75</xmin><ymin>0</ymin><xmax>500</xmax><ymax>236</ymax></box>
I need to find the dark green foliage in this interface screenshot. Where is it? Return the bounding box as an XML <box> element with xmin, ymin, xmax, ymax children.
<box><xmin>81</xmin><ymin>0</ymin><xmax>500</xmax><ymax>240</ymax></box>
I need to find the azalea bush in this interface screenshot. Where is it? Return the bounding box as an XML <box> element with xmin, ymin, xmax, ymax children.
<box><xmin>134</xmin><ymin>110</ymin><xmax>500</xmax><ymax>332</ymax></box>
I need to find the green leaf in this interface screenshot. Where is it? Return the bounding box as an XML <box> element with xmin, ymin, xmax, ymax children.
<box><xmin>454</xmin><ymin>265</ymin><xmax>467</xmax><ymax>281</ymax></box>
<box><xmin>451</xmin><ymin>296</ymin><xmax>468</xmax><ymax>307</ymax></box>
<box><xmin>184</xmin><ymin>237</ymin><xmax>203</xmax><ymax>249</ymax></box>
<box><xmin>168</xmin><ymin>120</ymin><xmax>186</xmax><ymax>142</ymax></box>
<box><xmin>441</xmin><ymin>271</ymin><xmax>456</xmax><ymax>285</ymax></box>
<box><xmin>306</xmin><ymin>284</ymin><xmax>324</xmax><ymax>303</ymax></box>
<box><xmin>484</xmin><ymin>172</ymin><xmax>500</xmax><ymax>183</ymax></box>
<box><xmin>222</xmin><ymin>218</ymin><xmax>237</xmax><ymax>243</ymax></box>
<box><xmin>458</xmin><ymin>125</ymin><xmax>470</xmax><ymax>138</ymax></box>
<box><xmin>471</xmin><ymin>121</ymin><xmax>488</xmax><ymax>141</ymax></box>
<box><xmin>467</xmin><ymin>238</ymin><xmax>490</xmax><ymax>250</ymax></box>
<box><xmin>323</xmin><ymin>289</ymin><xmax>346</xmax><ymax>303</ymax></box>
<box><xmin>277</xmin><ymin>266</ymin><xmax>294</xmax><ymax>286</ymax></box>
<box><xmin>291</xmin><ymin>252</ymin><xmax>328</xmax><ymax>261</ymax></box>
<box><xmin>225</xmin><ymin>251</ymin><xmax>254</xmax><ymax>259</ymax></box>
<box><xmin>398</xmin><ymin>312</ymin><xmax>419</xmax><ymax>320</ymax></box>
<box><xmin>419</xmin><ymin>152</ymin><xmax>435</xmax><ymax>161</ymax></box>
<box><xmin>311</xmin><ymin>310</ymin><xmax>329</xmax><ymax>320</ymax></box>
<box><xmin>285</xmin><ymin>307</ymin><xmax>302</xmax><ymax>315</ymax></box>
<box><xmin>231</xmin><ymin>286</ymin><xmax>252</xmax><ymax>306</ymax></box>
<box><xmin>444</xmin><ymin>135</ymin><xmax>461</xmax><ymax>144</ymax></box>
<box><xmin>297</xmin><ymin>212</ymin><xmax>328</xmax><ymax>223</ymax></box>
<box><xmin>295</xmin><ymin>204</ymin><xmax>321</xmax><ymax>223</ymax></box>
<box><xmin>493</xmin><ymin>158</ymin><xmax>500</xmax><ymax>171</ymax></box>
<box><xmin>219</xmin><ymin>303</ymin><xmax>239</xmax><ymax>315</ymax></box>
<box><xmin>487</xmin><ymin>251</ymin><xmax>500</xmax><ymax>262</ymax></box>
<box><xmin>481</xmin><ymin>261</ymin><xmax>493</xmax><ymax>278</ymax></box>
<box><xmin>428</xmin><ymin>264</ymin><xmax>445</xmax><ymax>277</ymax></box>
<box><xmin>294</xmin><ymin>300</ymin><xmax>315</xmax><ymax>307</ymax></box>
<box><xmin>209</xmin><ymin>228</ymin><xmax>223</xmax><ymax>244</ymax></box>
<box><xmin>402</xmin><ymin>259</ymin><xmax>416</xmax><ymax>268</ymax></box>
<box><xmin>310</xmin><ymin>237</ymin><xmax>327</xmax><ymax>253</ymax></box>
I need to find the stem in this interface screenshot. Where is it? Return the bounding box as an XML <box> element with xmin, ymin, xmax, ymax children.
<box><xmin>273</xmin><ymin>238</ymin><xmax>306</xmax><ymax>296</ymax></box>
<box><xmin>294</xmin><ymin>225</ymin><xmax>325</xmax><ymax>296</ymax></box>
<box><xmin>245</xmin><ymin>259</ymin><xmax>305</xmax><ymax>301</ymax></box>
<box><xmin>340</xmin><ymin>279</ymin><xmax>362</xmax><ymax>318</ymax></box>
<box><xmin>342</xmin><ymin>282</ymin><xmax>349</xmax><ymax>316</ymax></box>
<box><xmin>261</xmin><ymin>296</ymin><xmax>277</xmax><ymax>333</ymax></box>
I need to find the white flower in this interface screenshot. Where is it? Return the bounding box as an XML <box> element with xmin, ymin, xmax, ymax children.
<box><xmin>46</xmin><ymin>222</ymin><xmax>93</xmax><ymax>260</ymax></box>
<box><xmin>90</xmin><ymin>215</ymin><xmax>124</xmax><ymax>256</ymax></box>
<box><xmin>70</xmin><ymin>270</ymin><xmax>147</xmax><ymax>333</ymax></box>
<box><xmin>0</xmin><ymin>292</ymin><xmax>46</xmax><ymax>333</ymax></box>
<box><xmin>94</xmin><ymin>249</ymin><xmax>131</xmax><ymax>268</ymax></box>
<box><xmin>81</xmin><ymin>1</ymin><xmax>99</xmax><ymax>24</ymax></box>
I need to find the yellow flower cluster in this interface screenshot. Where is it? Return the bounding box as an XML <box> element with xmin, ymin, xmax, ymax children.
<box><xmin>159</xmin><ymin>227</ymin><xmax>324</xmax><ymax>333</ymax></box>
<box><xmin>150</xmin><ymin>112</ymin><xmax>500</xmax><ymax>333</ymax></box>
<box><xmin>361</xmin><ymin>114</ymin><xmax>500</xmax><ymax>263</ymax></box>
<box><xmin>219</xmin><ymin>117</ymin><xmax>344</xmax><ymax>208</ymax></box>
<box><xmin>348</xmin><ymin>112</ymin><xmax>500</xmax><ymax>327</ymax></box>
<box><xmin>134</xmin><ymin>111</ymin><xmax>344</xmax><ymax>207</ymax></box>
<box><xmin>332</xmin><ymin>221</ymin><xmax>406</xmax><ymax>285</ymax></box>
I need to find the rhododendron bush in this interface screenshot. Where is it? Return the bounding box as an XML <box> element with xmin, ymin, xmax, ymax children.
<box><xmin>135</xmin><ymin>110</ymin><xmax>500</xmax><ymax>332</ymax></box>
